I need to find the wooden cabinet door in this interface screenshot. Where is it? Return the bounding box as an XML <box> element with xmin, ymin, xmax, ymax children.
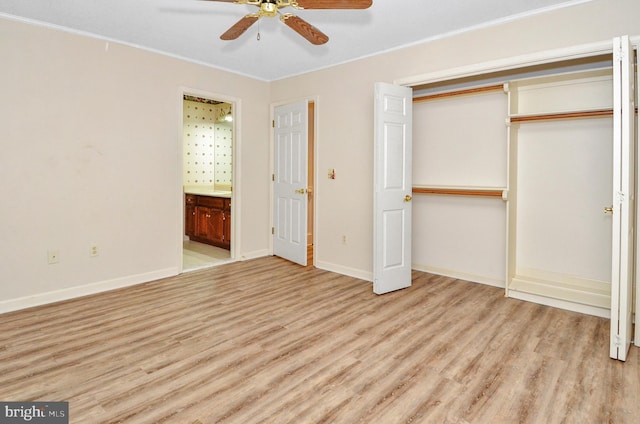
<box><xmin>208</xmin><ymin>208</ymin><xmax>225</xmax><ymax>245</ymax></box>
<box><xmin>185</xmin><ymin>194</ymin><xmax>197</xmax><ymax>238</ymax></box>
<box><xmin>195</xmin><ymin>206</ymin><xmax>211</xmax><ymax>240</ymax></box>
<box><xmin>190</xmin><ymin>196</ymin><xmax>231</xmax><ymax>250</ymax></box>
<box><xmin>196</xmin><ymin>206</ymin><xmax>224</xmax><ymax>244</ymax></box>
<box><xmin>185</xmin><ymin>204</ymin><xmax>196</xmax><ymax>237</ymax></box>
<box><xmin>223</xmin><ymin>199</ymin><xmax>231</xmax><ymax>249</ymax></box>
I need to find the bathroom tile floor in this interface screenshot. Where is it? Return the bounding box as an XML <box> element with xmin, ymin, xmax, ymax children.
<box><xmin>182</xmin><ymin>239</ymin><xmax>232</xmax><ymax>271</ymax></box>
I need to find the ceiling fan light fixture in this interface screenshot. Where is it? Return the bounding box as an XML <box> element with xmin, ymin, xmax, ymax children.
<box><xmin>260</xmin><ymin>2</ymin><xmax>278</xmax><ymax>17</ymax></box>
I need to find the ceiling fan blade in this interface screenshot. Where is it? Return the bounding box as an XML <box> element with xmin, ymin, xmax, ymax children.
<box><xmin>281</xmin><ymin>15</ymin><xmax>329</xmax><ymax>45</ymax></box>
<box><xmin>294</xmin><ymin>0</ymin><xmax>372</xmax><ymax>9</ymax></box>
<box><xmin>220</xmin><ymin>14</ymin><xmax>259</xmax><ymax>40</ymax></box>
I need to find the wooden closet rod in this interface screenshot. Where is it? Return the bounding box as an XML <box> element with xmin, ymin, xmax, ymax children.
<box><xmin>510</xmin><ymin>109</ymin><xmax>613</xmax><ymax>123</ymax></box>
<box><xmin>413</xmin><ymin>84</ymin><xmax>504</xmax><ymax>103</ymax></box>
<box><xmin>412</xmin><ymin>186</ymin><xmax>504</xmax><ymax>198</ymax></box>
<box><xmin>510</xmin><ymin>107</ymin><xmax>638</xmax><ymax>123</ymax></box>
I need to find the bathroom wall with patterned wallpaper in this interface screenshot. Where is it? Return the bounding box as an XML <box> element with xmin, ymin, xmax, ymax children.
<box><xmin>183</xmin><ymin>99</ymin><xmax>233</xmax><ymax>187</ymax></box>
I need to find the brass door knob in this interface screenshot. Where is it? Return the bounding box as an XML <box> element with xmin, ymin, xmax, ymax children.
<box><xmin>295</xmin><ymin>188</ymin><xmax>307</xmax><ymax>194</ymax></box>
<box><xmin>604</xmin><ymin>206</ymin><xmax>614</xmax><ymax>214</ymax></box>
<box><xmin>404</xmin><ymin>195</ymin><xmax>412</xmax><ymax>202</ymax></box>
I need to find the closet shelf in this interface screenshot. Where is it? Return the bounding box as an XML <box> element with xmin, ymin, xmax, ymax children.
<box><xmin>412</xmin><ymin>186</ymin><xmax>505</xmax><ymax>198</ymax></box>
<box><xmin>509</xmin><ymin>108</ymin><xmax>613</xmax><ymax>123</ymax></box>
<box><xmin>413</xmin><ymin>84</ymin><xmax>505</xmax><ymax>103</ymax></box>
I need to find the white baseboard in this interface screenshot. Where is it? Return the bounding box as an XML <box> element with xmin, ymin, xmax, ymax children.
<box><xmin>313</xmin><ymin>262</ymin><xmax>504</xmax><ymax>288</ymax></box>
<box><xmin>507</xmin><ymin>289</ymin><xmax>611</xmax><ymax>319</ymax></box>
<box><xmin>0</xmin><ymin>267</ymin><xmax>179</xmax><ymax>314</ymax></box>
<box><xmin>315</xmin><ymin>260</ymin><xmax>373</xmax><ymax>282</ymax></box>
<box><xmin>238</xmin><ymin>249</ymin><xmax>270</xmax><ymax>261</ymax></box>
<box><xmin>411</xmin><ymin>263</ymin><xmax>505</xmax><ymax>288</ymax></box>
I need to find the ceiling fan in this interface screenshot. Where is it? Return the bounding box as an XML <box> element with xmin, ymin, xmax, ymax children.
<box><xmin>204</xmin><ymin>0</ymin><xmax>372</xmax><ymax>45</ymax></box>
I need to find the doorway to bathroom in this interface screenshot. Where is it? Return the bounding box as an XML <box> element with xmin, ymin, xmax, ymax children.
<box><xmin>181</xmin><ymin>92</ymin><xmax>236</xmax><ymax>271</ymax></box>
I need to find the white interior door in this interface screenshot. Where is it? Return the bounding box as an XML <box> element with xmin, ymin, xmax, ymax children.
<box><xmin>373</xmin><ymin>82</ymin><xmax>413</xmax><ymax>294</ymax></box>
<box><xmin>273</xmin><ymin>100</ymin><xmax>308</xmax><ymax>266</ymax></box>
<box><xmin>610</xmin><ymin>35</ymin><xmax>635</xmax><ymax>361</ymax></box>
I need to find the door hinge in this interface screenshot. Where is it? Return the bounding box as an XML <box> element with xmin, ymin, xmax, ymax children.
<box><xmin>613</xmin><ymin>334</ymin><xmax>622</xmax><ymax>347</ymax></box>
<box><xmin>271</xmin><ymin>227</ymin><xmax>274</xmax><ymax>235</ymax></box>
<box><xmin>272</xmin><ymin>174</ymin><xmax>275</xmax><ymax>181</ymax></box>
<box><xmin>272</xmin><ymin>120</ymin><xmax>275</xmax><ymax>128</ymax></box>
<box><xmin>614</xmin><ymin>46</ymin><xmax>625</xmax><ymax>62</ymax></box>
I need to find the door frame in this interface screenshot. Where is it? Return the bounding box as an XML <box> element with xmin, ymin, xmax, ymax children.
<box><xmin>269</xmin><ymin>96</ymin><xmax>319</xmax><ymax>266</ymax></box>
<box><xmin>178</xmin><ymin>87</ymin><xmax>241</xmax><ymax>269</ymax></box>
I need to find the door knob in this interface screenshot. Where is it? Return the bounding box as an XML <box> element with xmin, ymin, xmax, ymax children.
<box><xmin>404</xmin><ymin>195</ymin><xmax>412</xmax><ymax>202</ymax></box>
<box><xmin>295</xmin><ymin>188</ymin><xmax>307</xmax><ymax>194</ymax></box>
<box><xmin>604</xmin><ymin>206</ymin><xmax>614</xmax><ymax>214</ymax></box>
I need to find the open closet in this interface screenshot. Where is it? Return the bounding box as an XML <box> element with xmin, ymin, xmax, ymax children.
<box><xmin>405</xmin><ymin>36</ymin><xmax>638</xmax><ymax>361</ymax></box>
<box><xmin>506</xmin><ymin>67</ymin><xmax>614</xmax><ymax>317</ymax></box>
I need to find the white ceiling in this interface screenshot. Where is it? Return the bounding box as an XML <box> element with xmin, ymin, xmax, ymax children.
<box><xmin>1</xmin><ymin>0</ymin><xmax>590</xmax><ymax>81</ymax></box>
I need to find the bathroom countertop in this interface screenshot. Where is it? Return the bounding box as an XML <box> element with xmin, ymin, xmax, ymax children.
<box><xmin>184</xmin><ymin>186</ymin><xmax>232</xmax><ymax>198</ymax></box>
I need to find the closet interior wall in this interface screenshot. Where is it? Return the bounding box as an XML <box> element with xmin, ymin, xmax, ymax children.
<box><xmin>412</xmin><ymin>85</ymin><xmax>508</xmax><ymax>288</ymax></box>
<box><xmin>506</xmin><ymin>67</ymin><xmax>615</xmax><ymax>318</ymax></box>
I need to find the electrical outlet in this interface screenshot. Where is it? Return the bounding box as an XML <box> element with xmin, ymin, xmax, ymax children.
<box><xmin>90</xmin><ymin>246</ymin><xmax>99</xmax><ymax>257</ymax></box>
<box><xmin>48</xmin><ymin>250</ymin><xmax>60</xmax><ymax>264</ymax></box>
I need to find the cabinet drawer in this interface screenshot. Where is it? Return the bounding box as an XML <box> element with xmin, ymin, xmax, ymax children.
<box><xmin>197</xmin><ymin>196</ymin><xmax>225</xmax><ymax>209</ymax></box>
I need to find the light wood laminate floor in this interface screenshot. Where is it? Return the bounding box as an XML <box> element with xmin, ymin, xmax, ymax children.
<box><xmin>1</xmin><ymin>256</ymin><xmax>639</xmax><ymax>423</ymax></box>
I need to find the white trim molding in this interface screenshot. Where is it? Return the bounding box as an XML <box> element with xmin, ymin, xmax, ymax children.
<box><xmin>0</xmin><ymin>268</ymin><xmax>179</xmax><ymax>314</ymax></box>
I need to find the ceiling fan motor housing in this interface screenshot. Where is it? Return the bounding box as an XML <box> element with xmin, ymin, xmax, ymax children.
<box><xmin>260</xmin><ymin>1</ymin><xmax>279</xmax><ymax>17</ymax></box>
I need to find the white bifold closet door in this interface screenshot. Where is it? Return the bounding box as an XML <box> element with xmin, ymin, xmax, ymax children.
<box><xmin>373</xmin><ymin>82</ymin><xmax>413</xmax><ymax>295</ymax></box>
<box><xmin>610</xmin><ymin>35</ymin><xmax>635</xmax><ymax>362</ymax></box>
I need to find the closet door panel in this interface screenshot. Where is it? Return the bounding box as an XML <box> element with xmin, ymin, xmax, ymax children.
<box><xmin>515</xmin><ymin>118</ymin><xmax>613</xmax><ymax>283</ymax></box>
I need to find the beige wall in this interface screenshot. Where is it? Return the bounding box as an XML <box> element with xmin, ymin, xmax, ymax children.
<box><xmin>0</xmin><ymin>17</ymin><xmax>270</xmax><ymax>311</ymax></box>
<box><xmin>270</xmin><ymin>0</ymin><xmax>640</xmax><ymax>280</ymax></box>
